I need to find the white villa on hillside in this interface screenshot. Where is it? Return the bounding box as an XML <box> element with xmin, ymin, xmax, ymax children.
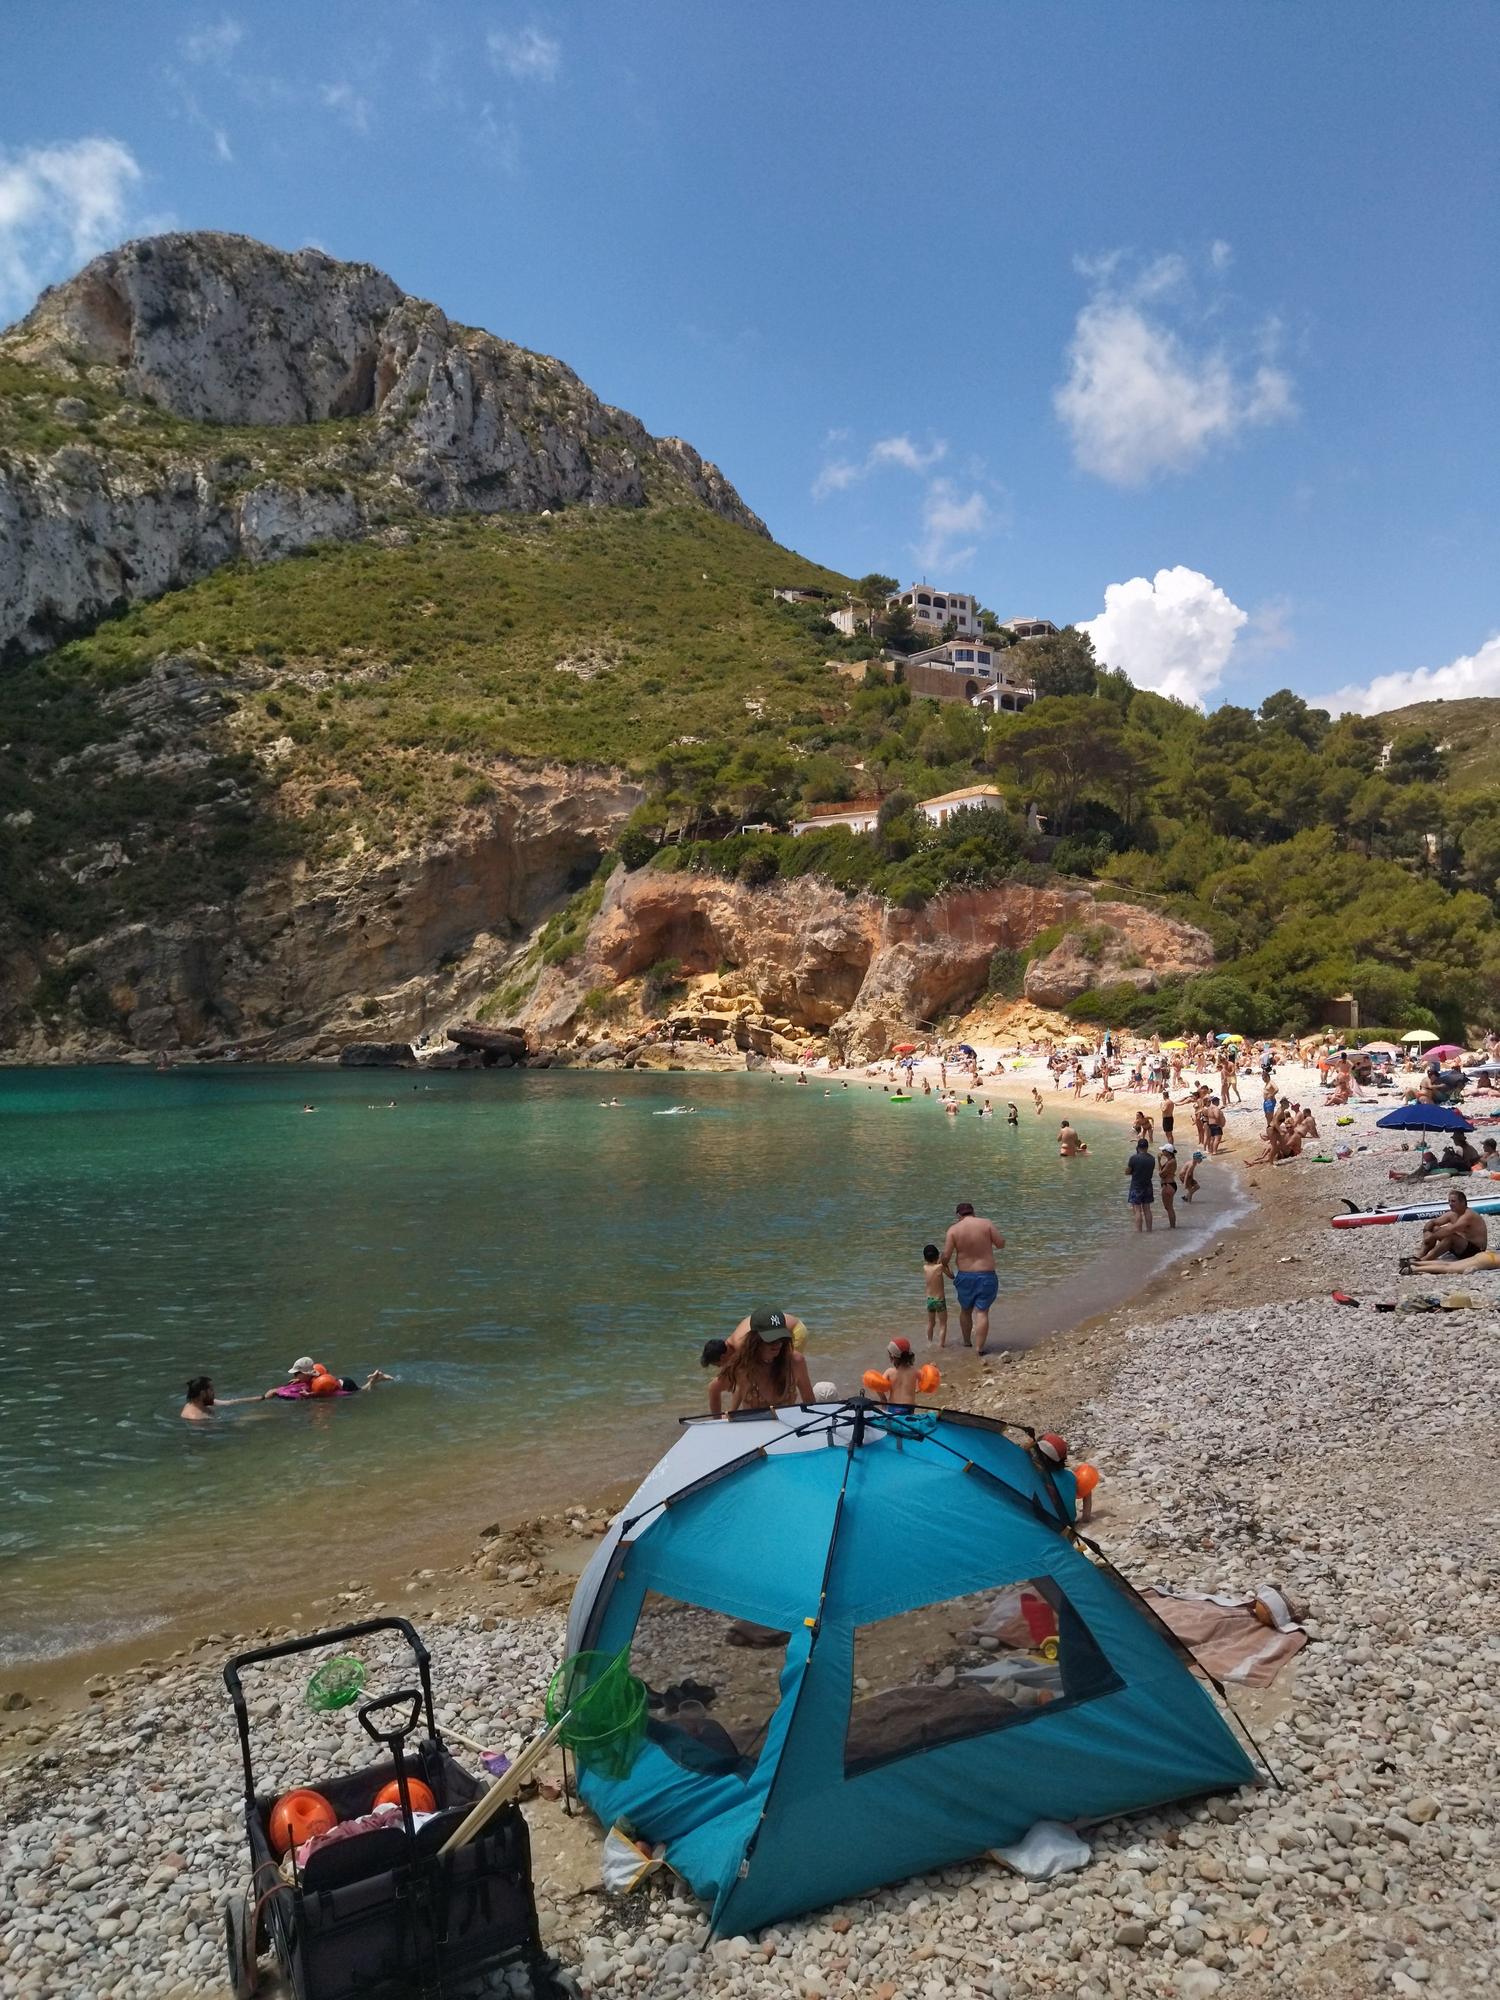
<box><xmin>888</xmin><ymin>583</ymin><xmax>979</xmax><ymax>636</ymax></box>
<box><xmin>918</xmin><ymin>784</ymin><xmax>1007</xmax><ymax>826</ymax></box>
<box><xmin>828</xmin><ymin>602</ymin><xmax>868</xmax><ymax>637</ymax></box>
<box><xmin>902</xmin><ymin>639</ymin><xmax>1037</xmax><ymax>712</ymax></box>
<box><xmin>1004</xmin><ymin>616</ymin><xmax>1059</xmax><ymax>641</ymax></box>
<box><xmin>788</xmin><ymin>799</ymin><xmax>882</xmax><ymax>836</ymax></box>
<box><xmin>791</xmin><ymin>785</ymin><xmax>1007</xmax><ymax>836</ymax></box>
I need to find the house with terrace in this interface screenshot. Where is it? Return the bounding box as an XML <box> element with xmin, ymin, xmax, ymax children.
<box><xmin>902</xmin><ymin>639</ymin><xmax>1037</xmax><ymax>711</ymax></box>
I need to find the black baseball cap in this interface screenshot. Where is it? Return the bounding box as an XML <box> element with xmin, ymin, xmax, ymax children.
<box><xmin>749</xmin><ymin>1306</ymin><xmax>791</xmax><ymax>1342</ymax></box>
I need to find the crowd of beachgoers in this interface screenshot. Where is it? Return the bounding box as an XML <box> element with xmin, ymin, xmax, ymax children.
<box><xmin>4</xmin><ymin>1024</ymin><xmax>1498</xmax><ymax>1998</ymax></box>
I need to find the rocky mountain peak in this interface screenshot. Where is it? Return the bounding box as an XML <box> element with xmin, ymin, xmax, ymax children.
<box><xmin>1</xmin><ymin>230</ymin><xmax>765</xmax><ymax>660</ymax></box>
<box><xmin>7</xmin><ymin>232</ymin><xmax>407</xmax><ymax>426</ymax></box>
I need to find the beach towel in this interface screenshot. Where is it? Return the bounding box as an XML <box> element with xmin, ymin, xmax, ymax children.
<box><xmin>1141</xmin><ymin>1586</ymin><xmax>1307</xmax><ymax>1688</ymax></box>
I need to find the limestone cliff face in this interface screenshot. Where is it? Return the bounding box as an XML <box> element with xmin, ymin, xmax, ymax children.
<box><xmin>0</xmin><ymin>232</ymin><xmax>766</xmax><ymax>659</ymax></box>
<box><xmin>0</xmin><ymin>763</ymin><xmax>640</xmax><ymax>1062</ymax></box>
<box><xmin>524</xmin><ymin>869</ymin><xmax>1214</xmax><ymax>1059</ymax></box>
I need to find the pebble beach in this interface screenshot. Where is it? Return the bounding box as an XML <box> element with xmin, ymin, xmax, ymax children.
<box><xmin>2</xmin><ymin>1060</ymin><xmax>1497</xmax><ymax>1998</ymax></box>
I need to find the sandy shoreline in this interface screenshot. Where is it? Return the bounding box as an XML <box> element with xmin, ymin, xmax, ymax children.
<box><xmin>3</xmin><ymin>1057</ymin><xmax>1496</xmax><ymax>1996</ymax></box>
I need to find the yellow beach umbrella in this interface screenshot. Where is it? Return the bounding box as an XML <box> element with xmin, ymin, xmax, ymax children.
<box><xmin>1161</xmin><ymin>1039</ymin><xmax>1186</xmax><ymax>1051</ymax></box>
<box><xmin>1401</xmin><ymin>1029</ymin><xmax>1438</xmax><ymax>1044</ymax></box>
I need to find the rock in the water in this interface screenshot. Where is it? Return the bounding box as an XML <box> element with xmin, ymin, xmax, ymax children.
<box><xmin>337</xmin><ymin>1041</ymin><xmax>416</xmax><ymax>1067</ymax></box>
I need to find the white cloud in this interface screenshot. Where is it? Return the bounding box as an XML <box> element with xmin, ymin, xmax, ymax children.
<box><xmin>181</xmin><ymin>17</ymin><xmax>243</xmax><ymax>66</ymax></box>
<box><xmin>812</xmin><ymin>430</ymin><xmax>946</xmax><ymax>500</ymax></box>
<box><xmin>868</xmin><ymin>434</ymin><xmax>947</xmax><ymax>474</ymax></box>
<box><xmin>318</xmin><ymin>81</ymin><xmax>372</xmax><ymax>134</ymax></box>
<box><xmin>1209</xmin><ymin>238</ymin><xmax>1233</xmax><ymax>273</ymax></box>
<box><xmin>487</xmin><ymin>25</ymin><xmax>561</xmax><ymax>82</ymax></box>
<box><xmin>1055</xmin><ymin>249</ymin><xmax>1294</xmax><ymax>485</ymax></box>
<box><xmin>1080</xmin><ymin>567</ymin><xmax>1248</xmax><ymax>708</ymax></box>
<box><xmin>913</xmin><ymin>479</ymin><xmax>991</xmax><ymax>575</ymax></box>
<box><xmin>0</xmin><ymin>136</ymin><xmax>143</xmax><ymax>318</ymax></box>
<box><xmin>1321</xmin><ymin>633</ymin><xmax>1500</xmax><ymax>717</ymax></box>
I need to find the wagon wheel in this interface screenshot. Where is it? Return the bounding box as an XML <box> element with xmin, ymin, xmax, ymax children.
<box><xmin>535</xmin><ymin>1955</ymin><xmax>584</xmax><ymax>2000</ymax></box>
<box><xmin>223</xmin><ymin>1889</ymin><xmax>260</xmax><ymax>1999</ymax></box>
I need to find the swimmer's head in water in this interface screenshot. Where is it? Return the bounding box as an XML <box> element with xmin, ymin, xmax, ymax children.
<box><xmin>287</xmin><ymin>1355</ymin><xmax>317</xmax><ymax>1379</ymax></box>
<box><xmin>186</xmin><ymin>1375</ymin><xmax>213</xmax><ymax>1406</ymax></box>
<box><xmin>955</xmin><ymin>1201</ymin><xmax>975</xmax><ymax>1217</ymax></box>
<box><xmin>700</xmin><ymin>1339</ymin><xmax>729</xmax><ymax>1370</ymax></box>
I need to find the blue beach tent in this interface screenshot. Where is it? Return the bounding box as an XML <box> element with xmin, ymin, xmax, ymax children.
<box><xmin>564</xmin><ymin>1403</ymin><xmax>1256</xmax><ymax>1935</ymax></box>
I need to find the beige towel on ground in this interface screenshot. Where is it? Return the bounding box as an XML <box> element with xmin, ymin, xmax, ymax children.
<box><xmin>1141</xmin><ymin>1587</ymin><xmax>1307</xmax><ymax>1687</ymax></box>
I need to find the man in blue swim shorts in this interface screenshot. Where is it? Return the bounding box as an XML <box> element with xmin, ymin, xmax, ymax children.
<box><xmin>940</xmin><ymin>1201</ymin><xmax>1006</xmax><ymax>1356</ymax></box>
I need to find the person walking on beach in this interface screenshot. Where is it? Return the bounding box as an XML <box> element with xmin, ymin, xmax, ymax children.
<box><xmin>941</xmin><ymin>1201</ymin><xmax>1005</xmax><ymax>1356</ymax></box>
<box><xmin>1126</xmin><ymin>1137</ymin><xmax>1156</xmax><ymax>1232</ymax></box>
<box><xmin>922</xmin><ymin>1245</ymin><xmax>949</xmax><ymax>1345</ymax></box>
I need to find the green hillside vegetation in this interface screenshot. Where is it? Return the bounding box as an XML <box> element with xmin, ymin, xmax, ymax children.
<box><xmin>624</xmin><ymin>648</ymin><xmax>1500</xmax><ymax>1037</ymax></box>
<box><xmin>0</xmin><ymin>507</ymin><xmax>859</xmax><ymax>948</ymax></box>
<box><xmin>1364</xmin><ymin>697</ymin><xmax>1500</xmax><ymax>792</ymax></box>
<box><xmin>4</xmin><ymin>482</ymin><xmax>1499</xmax><ymax>1040</ymax></box>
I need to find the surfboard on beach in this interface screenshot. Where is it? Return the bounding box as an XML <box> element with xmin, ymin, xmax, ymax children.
<box><xmin>1331</xmin><ymin>1195</ymin><xmax>1500</xmax><ymax>1227</ymax></box>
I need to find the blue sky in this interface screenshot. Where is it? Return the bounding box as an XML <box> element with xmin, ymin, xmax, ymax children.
<box><xmin>2</xmin><ymin>1</ymin><xmax>1497</xmax><ymax>714</ymax></box>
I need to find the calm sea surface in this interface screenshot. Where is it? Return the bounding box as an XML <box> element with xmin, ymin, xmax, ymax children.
<box><xmin>0</xmin><ymin>1066</ymin><xmax>1219</xmax><ymax>1666</ymax></box>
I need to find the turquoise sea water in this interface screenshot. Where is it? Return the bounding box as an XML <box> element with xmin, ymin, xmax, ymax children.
<box><xmin>0</xmin><ymin>1066</ymin><xmax>1225</xmax><ymax>1666</ymax></box>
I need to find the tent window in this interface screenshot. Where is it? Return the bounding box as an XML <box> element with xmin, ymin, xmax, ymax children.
<box><xmin>630</xmin><ymin>1592</ymin><xmax>789</xmax><ymax>1782</ymax></box>
<box><xmin>844</xmin><ymin>1575</ymin><xmax>1119</xmax><ymax>1777</ymax></box>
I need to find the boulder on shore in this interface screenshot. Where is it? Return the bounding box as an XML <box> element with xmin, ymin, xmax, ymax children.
<box><xmin>337</xmin><ymin>1040</ymin><xmax>415</xmax><ymax>1067</ymax></box>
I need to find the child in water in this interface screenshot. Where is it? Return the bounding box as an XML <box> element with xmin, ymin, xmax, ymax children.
<box><xmin>922</xmin><ymin>1244</ymin><xmax>948</xmax><ymax>1345</ymax></box>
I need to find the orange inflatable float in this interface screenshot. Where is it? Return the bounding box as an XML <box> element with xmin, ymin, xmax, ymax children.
<box><xmin>308</xmin><ymin>1364</ymin><xmax>341</xmax><ymax>1398</ymax></box>
<box><xmin>1073</xmin><ymin>1463</ymin><xmax>1100</xmax><ymax>1497</ymax></box>
<box><xmin>916</xmin><ymin>1363</ymin><xmax>941</xmax><ymax>1393</ymax></box>
<box><xmin>861</xmin><ymin>1369</ymin><xmax>890</xmax><ymax>1395</ymax></box>
<box><xmin>268</xmin><ymin>1788</ymin><xmax>338</xmax><ymax>1857</ymax></box>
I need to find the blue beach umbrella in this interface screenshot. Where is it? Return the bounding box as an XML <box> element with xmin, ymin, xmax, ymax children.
<box><xmin>1375</xmin><ymin>1104</ymin><xmax>1474</xmax><ymax>1134</ymax></box>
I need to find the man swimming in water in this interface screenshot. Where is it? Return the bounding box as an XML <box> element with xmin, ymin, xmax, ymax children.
<box><xmin>179</xmin><ymin>1376</ymin><xmax>266</xmax><ymax>1421</ymax></box>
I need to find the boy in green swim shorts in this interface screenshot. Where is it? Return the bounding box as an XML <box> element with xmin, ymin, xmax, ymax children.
<box><xmin>922</xmin><ymin>1244</ymin><xmax>949</xmax><ymax>1346</ymax></box>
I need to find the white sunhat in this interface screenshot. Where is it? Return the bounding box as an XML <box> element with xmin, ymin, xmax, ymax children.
<box><xmin>287</xmin><ymin>1355</ymin><xmax>317</xmax><ymax>1376</ymax></box>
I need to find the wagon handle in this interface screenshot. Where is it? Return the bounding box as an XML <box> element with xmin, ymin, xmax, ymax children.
<box><xmin>222</xmin><ymin>1618</ymin><xmax>438</xmax><ymax>1810</ymax></box>
<box><xmin>358</xmin><ymin>1688</ymin><xmax>423</xmax><ymax>1746</ymax></box>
